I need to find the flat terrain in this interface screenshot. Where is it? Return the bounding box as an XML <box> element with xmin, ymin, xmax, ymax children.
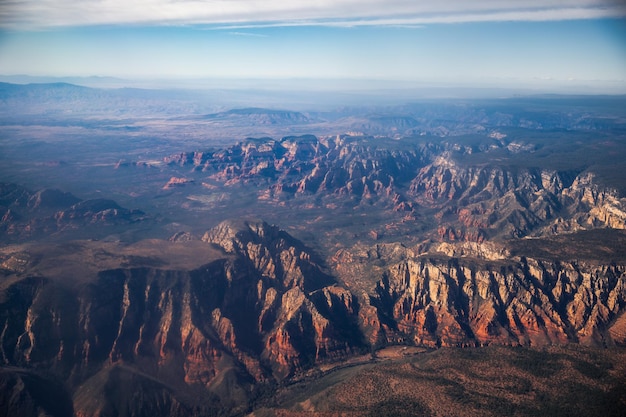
<box><xmin>252</xmin><ymin>345</ymin><xmax>626</xmax><ymax>417</ymax></box>
<box><xmin>0</xmin><ymin>239</ymin><xmax>228</xmax><ymax>289</ymax></box>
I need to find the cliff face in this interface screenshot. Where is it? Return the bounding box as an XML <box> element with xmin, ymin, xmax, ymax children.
<box><xmin>409</xmin><ymin>156</ymin><xmax>626</xmax><ymax>240</ymax></box>
<box><xmin>202</xmin><ymin>220</ymin><xmax>361</xmax><ymax>378</ymax></box>
<box><xmin>0</xmin><ymin>262</ymin><xmax>257</xmax><ymax>410</ymax></box>
<box><xmin>162</xmin><ymin>136</ymin><xmax>626</xmax><ymax>244</ymax></box>
<box><xmin>1</xmin><ymin>220</ymin><xmax>626</xmax><ymax>416</ymax></box>
<box><xmin>164</xmin><ymin>135</ymin><xmax>430</xmax><ymax>209</ymax></box>
<box><xmin>0</xmin><ymin>221</ymin><xmax>362</xmax><ymax>415</ymax></box>
<box><xmin>371</xmin><ymin>255</ymin><xmax>626</xmax><ymax>348</ymax></box>
<box><xmin>327</xmin><ymin>235</ymin><xmax>626</xmax><ymax>350</ymax></box>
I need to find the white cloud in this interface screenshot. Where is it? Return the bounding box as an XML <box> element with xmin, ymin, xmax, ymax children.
<box><xmin>227</xmin><ymin>31</ymin><xmax>268</xmax><ymax>38</ymax></box>
<box><xmin>1</xmin><ymin>0</ymin><xmax>625</xmax><ymax>29</ymax></box>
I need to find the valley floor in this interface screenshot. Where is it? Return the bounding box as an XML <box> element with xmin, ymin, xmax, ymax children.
<box><xmin>250</xmin><ymin>344</ymin><xmax>626</xmax><ymax>417</ymax></box>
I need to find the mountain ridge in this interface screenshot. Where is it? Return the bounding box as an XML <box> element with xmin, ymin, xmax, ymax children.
<box><xmin>161</xmin><ymin>134</ymin><xmax>626</xmax><ymax>246</ymax></box>
<box><xmin>1</xmin><ymin>219</ymin><xmax>625</xmax><ymax>415</ymax></box>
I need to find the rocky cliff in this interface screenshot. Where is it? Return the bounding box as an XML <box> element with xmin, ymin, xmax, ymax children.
<box><xmin>0</xmin><ymin>221</ymin><xmax>362</xmax><ymax>416</ymax></box>
<box><xmin>164</xmin><ymin>135</ymin><xmax>430</xmax><ymax>210</ymax></box>
<box><xmin>1</xmin><ymin>220</ymin><xmax>625</xmax><ymax>416</ymax></box>
<box><xmin>162</xmin><ymin>135</ymin><xmax>626</xmax><ymax>245</ymax></box>
<box><xmin>373</xmin><ymin>255</ymin><xmax>626</xmax><ymax>347</ymax></box>
<box><xmin>409</xmin><ymin>156</ymin><xmax>626</xmax><ymax>240</ymax></box>
<box><xmin>329</xmin><ymin>233</ymin><xmax>626</xmax><ymax>350</ymax></box>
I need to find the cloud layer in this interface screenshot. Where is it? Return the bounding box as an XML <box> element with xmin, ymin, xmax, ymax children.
<box><xmin>1</xmin><ymin>0</ymin><xmax>625</xmax><ymax>29</ymax></box>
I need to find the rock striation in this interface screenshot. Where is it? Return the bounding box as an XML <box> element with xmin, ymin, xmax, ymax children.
<box><xmin>371</xmin><ymin>255</ymin><xmax>626</xmax><ymax>348</ymax></box>
<box><xmin>409</xmin><ymin>156</ymin><xmax>626</xmax><ymax>240</ymax></box>
<box><xmin>0</xmin><ymin>221</ymin><xmax>362</xmax><ymax>415</ymax></box>
<box><xmin>328</xmin><ymin>237</ymin><xmax>626</xmax><ymax>350</ymax></box>
<box><xmin>163</xmin><ymin>135</ymin><xmax>626</xmax><ymax>243</ymax></box>
<box><xmin>202</xmin><ymin>220</ymin><xmax>361</xmax><ymax>378</ymax></box>
<box><xmin>164</xmin><ymin>135</ymin><xmax>430</xmax><ymax>210</ymax></box>
<box><xmin>1</xmin><ymin>220</ymin><xmax>625</xmax><ymax>416</ymax></box>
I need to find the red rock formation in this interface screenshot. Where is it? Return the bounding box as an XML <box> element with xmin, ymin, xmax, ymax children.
<box><xmin>368</xmin><ymin>254</ymin><xmax>626</xmax><ymax>347</ymax></box>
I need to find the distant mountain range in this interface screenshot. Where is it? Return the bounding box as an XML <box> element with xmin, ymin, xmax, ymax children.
<box><xmin>2</xmin><ymin>81</ymin><xmax>625</xmax><ymax>134</ymax></box>
<box><xmin>200</xmin><ymin>108</ymin><xmax>313</xmax><ymax>125</ymax></box>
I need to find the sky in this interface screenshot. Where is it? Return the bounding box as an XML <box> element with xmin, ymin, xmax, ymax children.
<box><xmin>0</xmin><ymin>0</ymin><xmax>625</xmax><ymax>92</ymax></box>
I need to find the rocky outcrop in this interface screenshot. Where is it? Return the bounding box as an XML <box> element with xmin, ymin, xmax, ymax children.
<box><xmin>162</xmin><ymin>135</ymin><xmax>625</xmax><ymax>245</ymax></box>
<box><xmin>559</xmin><ymin>172</ymin><xmax>626</xmax><ymax>230</ymax></box>
<box><xmin>329</xmin><ymin>230</ymin><xmax>626</xmax><ymax>349</ymax></box>
<box><xmin>163</xmin><ymin>177</ymin><xmax>194</xmax><ymax>189</ymax></box>
<box><xmin>0</xmin><ymin>221</ymin><xmax>363</xmax><ymax>415</ymax></box>
<box><xmin>367</xmin><ymin>254</ymin><xmax>626</xmax><ymax>348</ymax></box>
<box><xmin>203</xmin><ymin>220</ymin><xmax>361</xmax><ymax>378</ymax></box>
<box><xmin>202</xmin><ymin>219</ymin><xmax>335</xmax><ymax>292</ymax></box>
<box><xmin>164</xmin><ymin>135</ymin><xmax>430</xmax><ymax>209</ymax></box>
<box><xmin>408</xmin><ymin>155</ymin><xmax>626</xmax><ymax>240</ymax></box>
<box><xmin>0</xmin><ymin>183</ymin><xmax>146</xmax><ymax>241</ymax></box>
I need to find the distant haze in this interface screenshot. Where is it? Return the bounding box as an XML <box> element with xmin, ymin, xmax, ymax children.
<box><xmin>0</xmin><ymin>1</ymin><xmax>625</xmax><ymax>93</ymax></box>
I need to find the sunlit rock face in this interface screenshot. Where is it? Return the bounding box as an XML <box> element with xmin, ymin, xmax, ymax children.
<box><xmin>163</xmin><ymin>136</ymin><xmax>626</xmax><ymax>245</ymax></box>
<box><xmin>1</xmin><ymin>219</ymin><xmax>626</xmax><ymax>416</ymax></box>
<box><xmin>409</xmin><ymin>157</ymin><xmax>626</xmax><ymax>240</ymax></box>
<box><xmin>165</xmin><ymin>135</ymin><xmax>429</xmax><ymax>207</ymax></box>
<box><xmin>367</xmin><ymin>255</ymin><xmax>626</xmax><ymax>348</ymax></box>
<box><xmin>202</xmin><ymin>219</ymin><xmax>361</xmax><ymax>378</ymax></box>
<box><xmin>0</xmin><ymin>220</ymin><xmax>364</xmax><ymax>415</ymax></box>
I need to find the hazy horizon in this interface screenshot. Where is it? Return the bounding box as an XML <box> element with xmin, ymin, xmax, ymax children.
<box><xmin>0</xmin><ymin>1</ymin><xmax>625</xmax><ymax>94</ymax></box>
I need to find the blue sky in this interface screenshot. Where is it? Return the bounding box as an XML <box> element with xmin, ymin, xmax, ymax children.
<box><xmin>0</xmin><ymin>1</ymin><xmax>625</xmax><ymax>92</ymax></box>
